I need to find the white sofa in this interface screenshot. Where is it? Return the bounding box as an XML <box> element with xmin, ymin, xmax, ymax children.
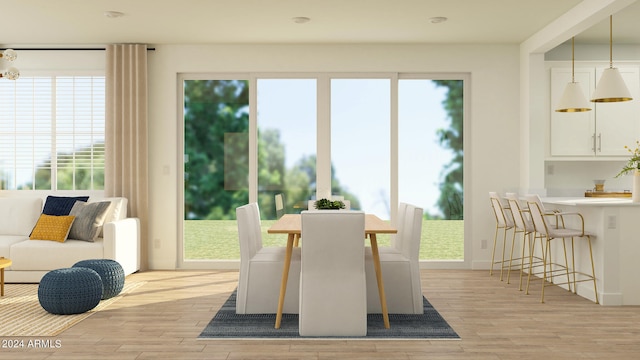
<box><xmin>0</xmin><ymin>196</ymin><xmax>140</xmax><ymax>283</ymax></box>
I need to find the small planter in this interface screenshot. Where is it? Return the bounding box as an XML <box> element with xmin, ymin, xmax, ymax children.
<box><xmin>313</xmin><ymin>198</ymin><xmax>346</xmax><ymax>210</ymax></box>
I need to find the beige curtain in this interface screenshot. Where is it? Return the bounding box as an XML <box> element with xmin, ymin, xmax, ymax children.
<box><xmin>105</xmin><ymin>44</ymin><xmax>149</xmax><ymax>270</ymax></box>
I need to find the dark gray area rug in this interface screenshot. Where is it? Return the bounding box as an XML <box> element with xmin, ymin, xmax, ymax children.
<box><xmin>199</xmin><ymin>290</ymin><xmax>459</xmax><ymax>339</ymax></box>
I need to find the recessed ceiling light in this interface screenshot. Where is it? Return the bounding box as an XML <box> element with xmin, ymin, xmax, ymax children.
<box><xmin>292</xmin><ymin>17</ymin><xmax>311</xmax><ymax>24</ymax></box>
<box><xmin>104</xmin><ymin>11</ymin><xmax>125</xmax><ymax>19</ymax></box>
<box><xmin>429</xmin><ymin>16</ymin><xmax>448</xmax><ymax>24</ymax></box>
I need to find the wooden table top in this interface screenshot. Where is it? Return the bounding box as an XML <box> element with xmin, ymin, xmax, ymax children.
<box><xmin>267</xmin><ymin>213</ymin><xmax>397</xmax><ymax>235</ymax></box>
<box><xmin>0</xmin><ymin>257</ymin><xmax>11</xmax><ymax>268</ymax></box>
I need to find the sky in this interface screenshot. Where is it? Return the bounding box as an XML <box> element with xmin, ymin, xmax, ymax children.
<box><xmin>257</xmin><ymin>78</ymin><xmax>454</xmax><ymax>218</ymax></box>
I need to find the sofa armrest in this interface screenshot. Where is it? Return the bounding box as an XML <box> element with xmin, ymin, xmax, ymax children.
<box><xmin>103</xmin><ymin>217</ymin><xmax>140</xmax><ymax>276</ymax></box>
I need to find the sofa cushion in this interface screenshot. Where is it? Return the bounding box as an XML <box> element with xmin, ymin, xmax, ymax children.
<box><xmin>68</xmin><ymin>201</ymin><xmax>111</xmax><ymax>242</ymax></box>
<box><xmin>0</xmin><ymin>235</ymin><xmax>29</xmax><ymax>258</ymax></box>
<box><xmin>90</xmin><ymin>197</ymin><xmax>128</xmax><ymax>237</ymax></box>
<box><xmin>9</xmin><ymin>238</ymin><xmax>104</xmax><ymax>271</ymax></box>
<box><xmin>30</xmin><ymin>214</ymin><xmax>75</xmax><ymax>242</ymax></box>
<box><xmin>0</xmin><ymin>197</ymin><xmax>43</xmax><ymax>236</ymax></box>
<box><xmin>42</xmin><ymin>196</ymin><xmax>89</xmax><ymax>216</ymax></box>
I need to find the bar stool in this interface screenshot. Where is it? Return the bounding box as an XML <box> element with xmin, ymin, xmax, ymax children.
<box><xmin>489</xmin><ymin>192</ymin><xmax>514</xmax><ymax>280</ymax></box>
<box><xmin>524</xmin><ymin>195</ymin><xmax>599</xmax><ymax>304</ymax></box>
<box><xmin>504</xmin><ymin>193</ymin><xmax>544</xmax><ymax>290</ymax></box>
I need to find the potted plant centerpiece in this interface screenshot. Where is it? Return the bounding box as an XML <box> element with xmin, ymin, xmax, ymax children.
<box><xmin>313</xmin><ymin>198</ymin><xmax>346</xmax><ymax>210</ymax></box>
<box><xmin>616</xmin><ymin>141</ymin><xmax>640</xmax><ymax>202</ymax></box>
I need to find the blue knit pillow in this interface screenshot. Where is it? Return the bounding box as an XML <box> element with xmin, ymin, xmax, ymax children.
<box><xmin>42</xmin><ymin>196</ymin><xmax>90</xmax><ymax>216</ymax></box>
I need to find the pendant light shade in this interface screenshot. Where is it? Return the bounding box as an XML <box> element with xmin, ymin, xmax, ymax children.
<box><xmin>556</xmin><ymin>37</ymin><xmax>592</xmax><ymax>112</ymax></box>
<box><xmin>591</xmin><ymin>15</ymin><xmax>632</xmax><ymax>103</ymax></box>
<box><xmin>591</xmin><ymin>67</ymin><xmax>632</xmax><ymax>102</ymax></box>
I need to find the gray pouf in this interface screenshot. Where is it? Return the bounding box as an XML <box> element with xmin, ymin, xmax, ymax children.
<box><xmin>73</xmin><ymin>259</ymin><xmax>125</xmax><ymax>299</ymax></box>
<box><xmin>38</xmin><ymin>268</ymin><xmax>103</xmax><ymax>315</ymax></box>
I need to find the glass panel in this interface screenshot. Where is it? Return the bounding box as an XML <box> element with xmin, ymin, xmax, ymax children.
<box><xmin>183</xmin><ymin>79</ymin><xmax>249</xmax><ymax>260</ymax></box>
<box><xmin>399</xmin><ymin>79</ymin><xmax>464</xmax><ymax>260</ymax></box>
<box><xmin>257</xmin><ymin>79</ymin><xmax>317</xmax><ymax>246</ymax></box>
<box><xmin>330</xmin><ymin>79</ymin><xmax>391</xmax><ymax>219</ymax></box>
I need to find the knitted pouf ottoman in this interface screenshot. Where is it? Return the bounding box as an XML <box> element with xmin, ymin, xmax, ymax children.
<box><xmin>38</xmin><ymin>268</ymin><xmax>103</xmax><ymax>315</ymax></box>
<box><xmin>73</xmin><ymin>259</ymin><xmax>124</xmax><ymax>299</ymax></box>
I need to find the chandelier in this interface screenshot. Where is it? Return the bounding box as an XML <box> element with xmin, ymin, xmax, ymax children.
<box><xmin>0</xmin><ymin>49</ymin><xmax>19</xmax><ymax>80</ymax></box>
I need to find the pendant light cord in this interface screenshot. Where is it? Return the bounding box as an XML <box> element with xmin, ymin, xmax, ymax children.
<box><xmin>609</xmin><ymin>15</ymin><xmax>613</xmax><ymax>69</ymax></box>
<box><xmin>571</xmin><ymin>37</ymin><xmax>575</xmax><ymax>83</ymax></box>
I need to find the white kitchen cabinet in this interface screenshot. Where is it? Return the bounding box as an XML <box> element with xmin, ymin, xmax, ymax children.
<box><xmin>550</xmin><ymin>66</ymin><xmax>640</xmax><ymax>157</ymax></box>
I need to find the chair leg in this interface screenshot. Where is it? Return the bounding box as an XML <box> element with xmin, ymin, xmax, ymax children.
<box><xmin>587</xmin><ymin>236</ymin><xmax>599</xmax><ymax>304</ymax></box>
<box><xmin>490</xmin><ymin>225</ymin><xmax>499</xmax><ymax>276</ymax></box>
<box><xmin>506</xmin><ymin>229</ymin><xmax>518</xmax><ymax>284</ymax></box>
<box><xmin>518</xmin><ymin>231</ymin><xmax>534</xmax><ymax>291</ymax></box>
<box><xmin>541</xmin><ymin>240</ymin><xmax>550</xmax><ymax>303</ymax></box>
<box><xmin>525</xmin><ymin>234</ymin><xmax>537</xmax><ymax>295</ymax></box>
<box><xmin>499</xmin><ymin>227</ymin><xmax>508</xmax><ymax>281</ymax></box>
<box><xmin>561</xmin><ymin>238</ymin><xmax>572</xmax><ymax>293</ymax></box>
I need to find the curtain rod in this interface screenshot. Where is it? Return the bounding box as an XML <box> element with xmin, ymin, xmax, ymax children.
<box><xmin>0</xmin><ymin>47</ymin><xmax>156</xmax><ymax>51</ymax></box>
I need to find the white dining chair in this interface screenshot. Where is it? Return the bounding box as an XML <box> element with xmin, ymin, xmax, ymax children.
<box><xmin>235</xmin><ymin>202</ymin><xmax>301</xmax><ymax>314</ymax></box>
<box><xmin>299</xmin><ymin>210</ymin><xmax>367</xmax><ymax>336</ymax></box>
<box><xmin>275</xmin><ymin>193</ymin><xmax>285</xmax><ymax>219</ymax></box>
<box><xmin>365</xmin><ymin>203</ymin><xmax>424</xmax><ymax>314</ymax></box>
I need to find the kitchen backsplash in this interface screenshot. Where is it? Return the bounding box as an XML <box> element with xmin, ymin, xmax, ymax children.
<box><xmin>545</xmin><ymin>160</ymin><xmax>632</xmax><ymax>197</ymax></box>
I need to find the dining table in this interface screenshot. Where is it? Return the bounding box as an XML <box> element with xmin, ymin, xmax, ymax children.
<box><xmin>267</xmin><ymin>213</ymin><xmax>397</xmax><ymax>329</ymax></box>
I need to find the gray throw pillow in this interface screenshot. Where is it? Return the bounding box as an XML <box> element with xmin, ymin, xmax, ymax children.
<box><xmin>68</xmin><ymin>201</ymin><xmax>112</xmax><ymax>242</ymax></box>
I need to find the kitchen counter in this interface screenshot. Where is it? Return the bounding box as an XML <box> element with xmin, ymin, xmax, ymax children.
<box><xmin>541</xmin><ymin>197</ymin><xmax>640</xmax><ymax>207</ymax></box>
<box><xmin>539</xmin><ymin>197</ymin><xmax>640</xmax><ymax>305</ymax></box>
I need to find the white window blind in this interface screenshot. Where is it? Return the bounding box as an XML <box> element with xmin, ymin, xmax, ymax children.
<box><xmin>0</xmin><ymin>76</ymin><xmax>105</xmax><ymax>190</ymax></box>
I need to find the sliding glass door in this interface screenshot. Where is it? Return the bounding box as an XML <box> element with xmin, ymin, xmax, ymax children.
<box><xmin>180</xmin><ymin>73</ymin><xmax>466</xmax><ymax>265</ymax></box>
<box><xmin>182</xmin><ymin>79</ymin><xmax>249</xmax><ymax>261</ymax></box>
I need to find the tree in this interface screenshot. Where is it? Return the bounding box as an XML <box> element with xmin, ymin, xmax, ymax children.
<box><xmin>25</xmin><ymin>143</ymin><xmax>105</xmax><ymax>191</ymax></box>
<box><xmin>184</xmin><ymin>80</ymin><xmax>250</xmax><ymax>220</ymax></box>
<box><xmin>433</xmin><ymin>80</ymin><xmax>463</xmax><ymax>220</ymax></box>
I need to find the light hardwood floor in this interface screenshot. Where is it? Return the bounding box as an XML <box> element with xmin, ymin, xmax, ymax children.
<box><xmin>2</xmin><ymin>269</ymin><xmax>640</xmax><ymax>359</ymax></box>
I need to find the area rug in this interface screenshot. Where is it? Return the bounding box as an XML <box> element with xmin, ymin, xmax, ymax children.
<box><xmin>199</xmin><ymin>290</ymin><xmax>459</xmax><ymax>340</ymax></box>
<box><xmin>0</xmin><ymin>281</ymin><xmax>145</xmax><ymax>337</ymax></box>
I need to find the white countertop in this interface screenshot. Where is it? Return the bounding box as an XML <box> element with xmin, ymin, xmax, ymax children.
<box><xmin>541</xmin><ymin>197</ymin><xmax>640</xmax><ymax>207</ymax></box>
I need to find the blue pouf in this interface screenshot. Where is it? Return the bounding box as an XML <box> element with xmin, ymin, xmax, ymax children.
<box><xmin>38</xmin><ymin>268</ymin><xmax>103</xmax><ymax>315</ymax></box>
<box><xmin>73</xmin><ymin>259</ymin><xmax>124</xmax><ymax>299</ymax></box>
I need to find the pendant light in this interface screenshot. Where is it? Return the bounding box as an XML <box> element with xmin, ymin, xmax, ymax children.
<box><xmin>556</xmin><ymin>37</ymin><xmax>592</xmax><ymax>112</ymax></box>
<box><xmin>591</xmin><ymin>15</ymin><xmax>632</xmax><ymax>103</ymax></box>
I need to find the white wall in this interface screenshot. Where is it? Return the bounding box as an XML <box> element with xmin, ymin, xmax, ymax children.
<box><xmin>146</xmin><ymin>44</ymin><xmax>521</xmax><ymax>270</ymax></box>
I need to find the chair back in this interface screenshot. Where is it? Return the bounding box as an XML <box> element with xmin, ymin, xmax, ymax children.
<box><xmin>299</xmin><ymin>210</ymin><xmax>366</xmax><ymax>336</ymax></box>
<box><xmin>275</xmin><ymin>193</ymin><xmax>285</xmax><ymax>219</ymax></box>
<box><xmin>397</xmin><ymin>203</ymin><xmax>424</xmax><ymax>261</ymax></box>
<box><xmin>524</xmin><ymin>195</ymin><xmax>549</xmax><ymax>236</ymax></box>
<box><xmin>504</xmin><ymin>193</ymin><xmax>533</xmax><ymax>232</ymax></box>
<box><xmin>489</xmin><ymin>192</ymin><xmax>513</xmax><ymax>228</ymax></box>
<box><xmin>236</xmin><ymin>203</ymin><xmax>263</xmax><ymax>261</ymax></box>
<box><xmin>391</xmin><ymin>202</ymin><xmax>408</xmax><ymax>251</ymax></box>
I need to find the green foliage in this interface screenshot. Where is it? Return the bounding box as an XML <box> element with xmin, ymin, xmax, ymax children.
<box><xmin>313</xmin><ymin>198</ymin><xmax>345</xmax><ymax>209</ymax></box>
<box><xmin>615</xmin><ymin>141</ymin><xmax>640</xmax><ymax>178</ymax></box>
<box><xmin>184</xmin><ymin>80</ymin><xmax>250</xmax><ymax>220</ymax></box>
<box><xmin>433</xmin><ymin>80</ymin><xmax>464</xmax><ymax>220</ymax></box>
<box><xmin>26</xmin><ymin>143</ymin><xmax>105</xmax><ymax>191</ymax></box>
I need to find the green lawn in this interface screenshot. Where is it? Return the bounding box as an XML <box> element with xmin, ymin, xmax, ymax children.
<box><xmin>184</xmin><ymin>219</ymin><xmax>463</xmax><ymax>260</ymax></box>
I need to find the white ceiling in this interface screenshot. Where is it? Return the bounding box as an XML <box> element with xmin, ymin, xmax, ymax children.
<box><xmin>1</xmin><ymin>0</ymin><xmax>639</xmax><ymax>48</ymax></box>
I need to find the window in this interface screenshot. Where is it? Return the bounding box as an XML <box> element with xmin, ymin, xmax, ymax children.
<box><xmin>179</xmin><ymin>73</ymin><xmax>466</xmax><ymax>266</ymax></box>
<box><xmin>0</xmin><ymin>76</ymin><xmax>105</xmax><ymax>190</ymax></box>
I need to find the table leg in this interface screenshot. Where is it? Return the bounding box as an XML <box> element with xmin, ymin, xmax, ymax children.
<box><xmin>294</xmin><ymin>233</ymin><xmax>300</xmax><ymax>247</ymax></box>
<box><xmin>275</xmin><ymin>233</ymin><xmax>295</xmax><ymax>329</ymax></box>
<box><xmin>1</xmin><ymin>267</ymin><xmax>4</xmax><ymax>297</ymax></box>
<box><xmin>369</xmin><ymin>233</ymin><xmax>390</xmax><ymax>329</ymax></box>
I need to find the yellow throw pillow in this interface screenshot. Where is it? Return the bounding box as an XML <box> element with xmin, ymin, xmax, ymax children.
<box><xmin>30</xmin><ymin>214</ymin><xmax>76</xmax><ymax>242</ymax></box>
